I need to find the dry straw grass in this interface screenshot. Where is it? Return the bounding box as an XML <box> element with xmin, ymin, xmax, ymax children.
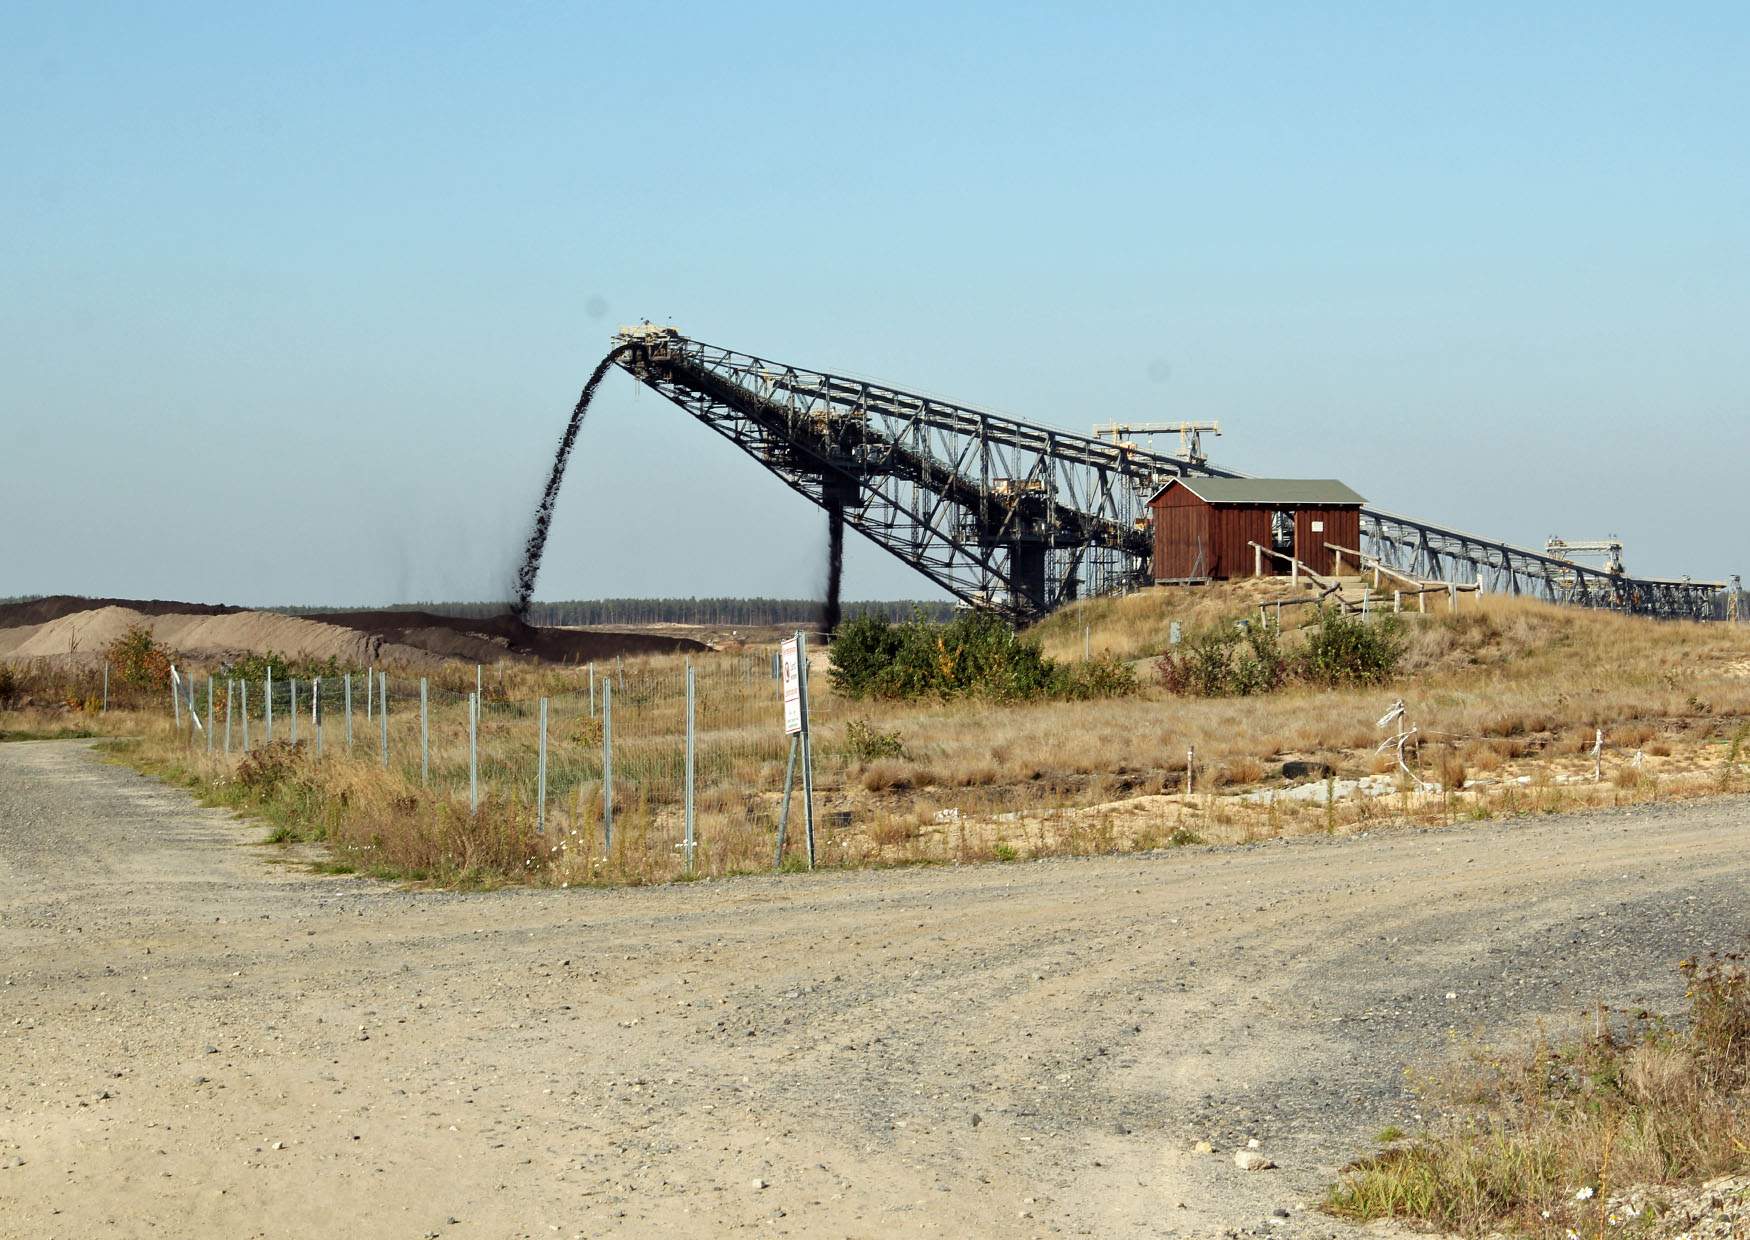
<box><xmin>7</xmin><ymin>590</ymin><xmax>1750</xmax><ymax>885</ymax></box>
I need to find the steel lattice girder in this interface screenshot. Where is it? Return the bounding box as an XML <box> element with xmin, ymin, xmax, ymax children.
<box><xmin>611</xmin><ymin>329</ymin><xmax>1731</xmax><ymax>622</ymax></box>
<box><xmin>613</xmin><ymin>334</ymin><xmax>1224</xmax><ymax>618</ymax></box>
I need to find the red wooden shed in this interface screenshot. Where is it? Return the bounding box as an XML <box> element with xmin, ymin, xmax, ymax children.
<box><xmin>1147</xmin><ymin>478</ymin><xmax>1365</xmax><ymax>582</ymax></box>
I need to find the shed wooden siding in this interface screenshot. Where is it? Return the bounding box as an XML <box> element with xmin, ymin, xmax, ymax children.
<box><xmin>1152</xmin><ymin>486</ymin><xmax>1276</xmax><ymax>580</ymax></box>
<box><xmin>1152</xmin><ymin>488</ymin><xmax>1210</xmax><ymax>579</ymax></box>
<box><xmin>1293</xmin><ymin>507</ymin><xmax>1360</xmax><ymax>577</ymax></box>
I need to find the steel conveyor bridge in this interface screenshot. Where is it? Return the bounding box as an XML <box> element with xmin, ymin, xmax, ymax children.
<box><xmin>611</xmin><ymin>325</ymin><xmax>1734</xmax><ymax>623</ymax></box>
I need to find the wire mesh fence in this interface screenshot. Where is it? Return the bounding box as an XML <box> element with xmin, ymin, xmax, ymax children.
<box><xmin>159</xmin><ymin>648</ymin><xmax>827</xmax><ymax>873</ymax></box>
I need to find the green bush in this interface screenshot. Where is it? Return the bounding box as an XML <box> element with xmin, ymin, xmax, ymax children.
<box><xmin>827</xmin><ymin>614</ymin><xmax>906</xmax><ymax>698</ymax></box>
<box><xmin>1059</xmin><ymin>653</ymin><xmax>1141</xmax><ymax>700</ymax></box>
<box><xmin>227</xmin><ymin>650</ymin><xmax>351</xmax><ymax>684</ymax></box>
<box><xmin>828</xmin><ymin>611</ymin><xmax>1128</xmax><ymax>702</ymax></box>
<box><xmin>1156</xmin><ymin>622</ymin><xmax>1288</xmax><ymax>697</ymax></box>
<box><xmin>105</xmin><ymin>625</ymin><xmax>172</xmax><ymax>690</ymax></box>
<box><xmin>843</xmin><ymin>718</ymin><xmax>909</xmax><ymax>762</ymax></box>
<box><xmin>1300</xmin><ymin>608</ymin><xmax>1405</xmax><ymax>686</ymax></box>
<box><xmin>1158</xmin><ymin>608</ymin><xmax>1403</xmax><ymax>697</ymax></box>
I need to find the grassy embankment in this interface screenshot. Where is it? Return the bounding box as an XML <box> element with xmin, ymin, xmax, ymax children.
<box><xmin>3</xmin><ymin>586</ymin><xmax>1749</xmax><ymax>885</ymax></box>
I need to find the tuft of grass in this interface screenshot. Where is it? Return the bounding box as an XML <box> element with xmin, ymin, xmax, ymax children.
<box><xmin>1327</xmin><ymin>950</ymin><xmax>1750</xmax><ymax>1237</ymax></box>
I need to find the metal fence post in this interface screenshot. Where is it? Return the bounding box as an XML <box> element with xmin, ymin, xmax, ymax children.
<box><xmin>378</xmin><ymin>672</ymin><xmax>388</xmax><ymax>768</ymax></box>
<box><xmin>602</xmin><ymin>679</ymin><xmax>614</xmax><ymax>849</ymax></box>
<box><xmin>266</xmin><ymin>665</ymin><xmax>273</xmax><ymax>744</ymax></box>
<box><xmin>344</xmin><ymin>672</ymin><xmax>353</xmax><ymax>747</ymax></box>
<box><xmin>290</xmin><ymin>677</ymin><xmax>298</xmax><ymax>745</ymax></box>
<box><xmin>206</xmin><ymin>676</ymin><xmax>214</xmax><ymax>754</ymax></box>
<box><xmin>420</xmin><ymin>677</ymin><xmax>429</xmax><ymax>786</ymax></box>
<box><xmin>241</xmin><ymin>681</ymin><xmax>250</xmax><ymax>752</ymax></box>
<box><xmin>171</xmin><ymin>666</ymin><xmax>180</xmax><ymax>725</ymax></box>
<box><xmin>475</xmin><ymin>664</ymin><xmax>481</xmax><ymax>710</ymax></box>
<box><xmin>537</xmin><ymin>697</ymin><xmax>548</xmax><ymax>835</ymax></box>
<box><xmin>224</xmin><ymin>680</ymin><xmax>233</xmax><ymax>754</ymax></box>
<box><xmin>468</xmin><ymin>692</ymin><xmax>478</xmax><ymax>815</ymax></box>
<box><xmin>102</xmin><ymin>662</ymin><xmax>108</xmax><ymax>712</ymax></box>
<box><xmin>1186</xmin><ymin>744</ymin><xmax>1195</xmax><ymax>797</ymax></box>
<box><xmin>797</xmin><ymin>632</ymin><xmax>817</xmax><ymax>870</ymax></box>
<box><xmin>365</xmin><ymin>663</ymin><xmax>373</xmax><ymax>722</ymax></box>
<box><xmin>684</xmin><ymin>662</ymin><xmax>696</xmax><ymax>874</ymax></box>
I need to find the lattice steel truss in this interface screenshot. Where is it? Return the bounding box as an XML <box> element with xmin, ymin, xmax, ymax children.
<box><xmin>612</xmin><ymin>326</ymin><xmax>1734</xmax><ymax>622</ymax></box>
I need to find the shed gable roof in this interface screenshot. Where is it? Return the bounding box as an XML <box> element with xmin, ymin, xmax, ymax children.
<box><xmin>1149</xmin><ymin>477</ymin><xmax>1365</xmax><ymax>507</ymax></box>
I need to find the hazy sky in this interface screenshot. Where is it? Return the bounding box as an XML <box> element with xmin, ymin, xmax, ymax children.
<box><xmin>4</xmin><ymin>4</ymin><xmax>1746</xmax><ymax>606</ymax></box>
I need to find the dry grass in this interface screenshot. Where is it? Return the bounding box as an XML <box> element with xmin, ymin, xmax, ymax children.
<box><xmin>1326</xmin><ymin>951</ymin><xmax>1750</xmax><ymax>1237</ymax></box>
<box><xmin>7</xmin><ymin>591</ymin><xmax>1750</xmax><ymax>885</ymax></box>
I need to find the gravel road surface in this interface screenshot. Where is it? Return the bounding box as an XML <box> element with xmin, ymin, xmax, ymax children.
<box><xmin>1</xmin><ymin>740</ymin><xmax>1746</xmax><ymax>1238</ymax></box>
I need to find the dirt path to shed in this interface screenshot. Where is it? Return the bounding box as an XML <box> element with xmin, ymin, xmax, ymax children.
<box><xmin>1</xmin><ymin>739</ymin><xmax>1746</xmax><ymax>1238</ymax></box>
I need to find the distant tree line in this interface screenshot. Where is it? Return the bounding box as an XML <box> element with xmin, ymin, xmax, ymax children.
<box><xmin>279</xmin><ymin>598</ymin><xmax>959</xmax><ymax>626</ymax></box>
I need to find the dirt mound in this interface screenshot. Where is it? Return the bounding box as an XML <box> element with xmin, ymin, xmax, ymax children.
<box><xmin>0</xmin><ymin>595</ymin><xmax>240</xmax><ymax>628</ymax></box>
<box><xmin>0</xmin><ymin>598</ymin><xmax>706</xmax><ymax>667</ymax></box>
<box><xmin>0</xmin><ymin>606</ymin><xmax>417</xmax><ymax>666</ymax></box>
<box><xmin>314</xmin><ymin>609</ymin><xmax>703</xmax><ymax>663</ymax></box>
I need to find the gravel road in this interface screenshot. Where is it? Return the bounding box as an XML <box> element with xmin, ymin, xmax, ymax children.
<box><xmin>2</xmin><ymin>740</ymin><xmax>1746</xmax><ymax>1238</ymax></box>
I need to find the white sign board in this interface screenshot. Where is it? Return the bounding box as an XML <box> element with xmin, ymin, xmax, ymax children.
<box><xmin>780</xmin><ymin>637</ymin><xmax>804</xmax><ymax>735</ymax></box>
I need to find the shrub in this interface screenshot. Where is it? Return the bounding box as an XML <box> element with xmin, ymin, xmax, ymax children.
<box><xmin>843</xmin><ymin>718</ymin><xmax>909</xmax><ymax>762</ymax></box>
<box><xmin>1156</xmin><ymin>623</ymin><xmax>1288</xmax><ymax>697</ymax></box>
<box><xmin>828</xmin><ymin>611</ymin><xmax>1101</xmax><ymax>702</ymax></box>
<box><xmin>1059</xmin><ymin>654</ymin><xmax>1141</xmax><ymax>700</ymax></box>
<box><xmin>228</xmin><ymin>650</ymin><xmax>350</xmax><ymax>684</ymax></box>
<box><xmin>0</xmin><ymin>664</ymin><xmax>14</xmax><ymax>702</ymax></box>
<box><xmin>828</xmin><ymin>615</ymin><xmax>904</xmax><ymax>697</ymax></box>
<box><xmin>234</xmin><ymin>741</ymin><xmax>305</xmax><ymax>797</ymax></box>
<box><xmin>1300</xmin><ymin>607</ymin><xmax>1404</xmax><ymax>686</ymax></box>
<box><xmin>105</xmin><ymin>625</ymin><xmax>172</xmax><ymax>691</ymax></box>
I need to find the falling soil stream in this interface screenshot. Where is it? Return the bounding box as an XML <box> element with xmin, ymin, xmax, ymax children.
<box><xmin>512</xmin><ymin>345</ymin><xmax>630</xmax><ymax>619</ymax></box>
<box><xmin>823</xmin><ymin>496</ymin><xmax>845</xmax><ymax>634</ymax></box>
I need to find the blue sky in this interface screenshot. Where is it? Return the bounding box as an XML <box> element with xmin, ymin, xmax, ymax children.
<box><xmin>4</xmin><ymin>3</ymin><xmax>1745</xmax><ymax>604</ymax></box>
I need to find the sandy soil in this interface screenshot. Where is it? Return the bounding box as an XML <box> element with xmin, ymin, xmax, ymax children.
<box><xmin>1</xmin><ymin>740</ymin><xmax>1747</xmax><ymax>1239</ymax></box>
<box><xmin>0</xmin><ymin>601</ymin><xmax>705</xmax><ymax>670</ymax></box>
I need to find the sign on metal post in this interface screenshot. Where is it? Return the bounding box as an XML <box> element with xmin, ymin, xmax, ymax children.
<box><xmin>781</xmin><ymin>637</ymin><xmax>804</xmax><ymax>737</ymax></box>
<box><xmin>778</xmin><ymin>633</ymin><xmax>816</xmax><ymax>869</ymax></box>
